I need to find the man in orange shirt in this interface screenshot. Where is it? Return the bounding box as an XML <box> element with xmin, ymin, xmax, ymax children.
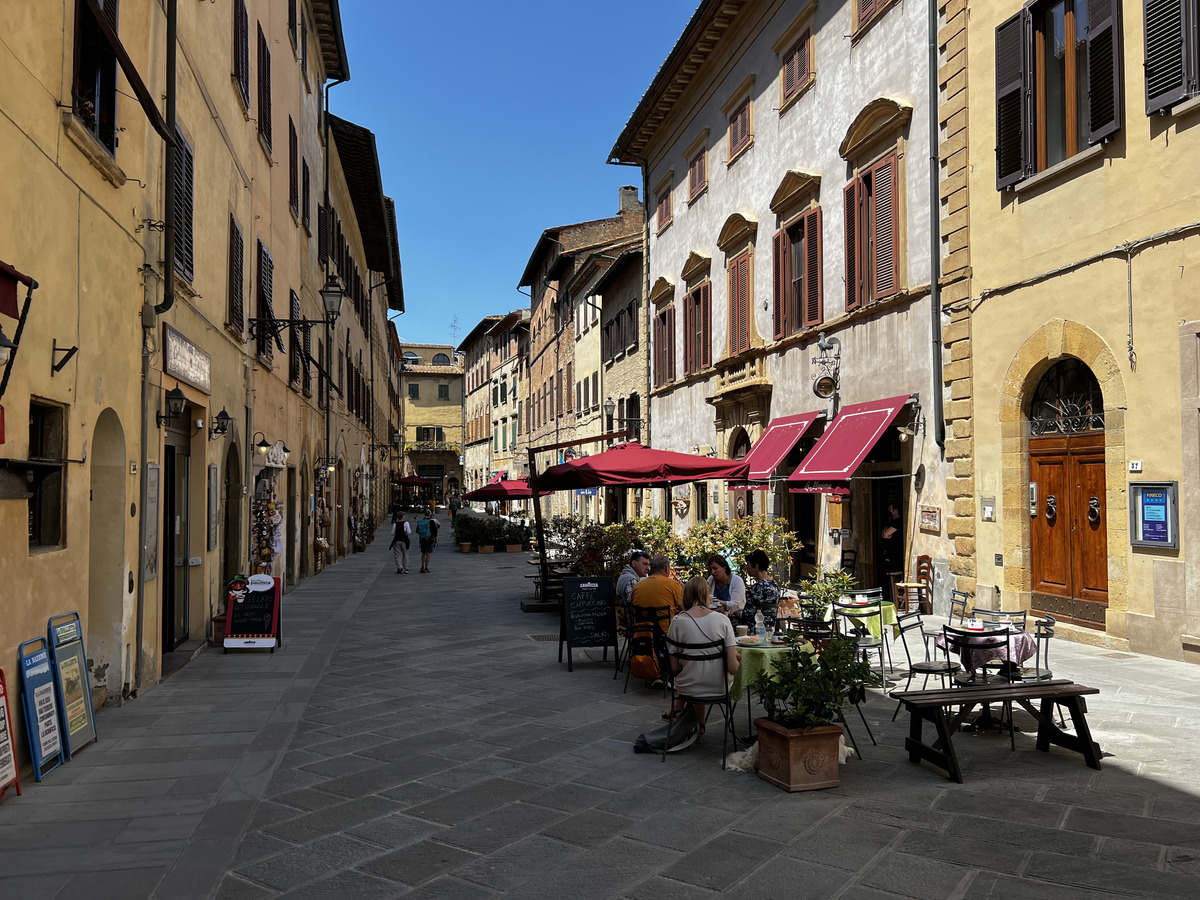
<box><xmin>631</xmin><ymin>554</ymin><xmax>682</xmax><ymax>618</ymax></box>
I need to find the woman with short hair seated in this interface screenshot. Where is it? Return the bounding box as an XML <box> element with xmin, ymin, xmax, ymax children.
<box><xmin>665</xmin><ymin>577</ymin><xmax>741</xmax><ymax>733</ymax></box>
<box><xmin>706</xmin><ymin>554</ymin><xmax>746</xmax><ymax>619</ymax></box>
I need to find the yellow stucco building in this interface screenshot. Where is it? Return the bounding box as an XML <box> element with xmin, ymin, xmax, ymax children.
<box><xmin>0</xmin><ymin>0</ymin><xmax>402</xmax><ymax>774</ymax></box>
<box><xmin>398</xmin><ymin>344</ymin><xmax>463</xmax><ymax>502</ymax></box>
<box><xmin>943</xmin><ymin>0</ymin><xmax>1200</xmax><ymax>659</ymax></box>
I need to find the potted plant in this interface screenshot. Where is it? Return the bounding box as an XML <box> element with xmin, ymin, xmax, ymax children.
<box><xmin>750</xmin><ymin>634</ymin><xmax>872</xmax><ymax>791</ymax></box>
<box><xmin>503</xmin><ymin>521</ymin><xmax>527</xmax><ymax>553</ymax></box>
<box><xmin>451</xmin><ymin>515</ymin><xmax>477</xmax><ymax>552</ymax></box>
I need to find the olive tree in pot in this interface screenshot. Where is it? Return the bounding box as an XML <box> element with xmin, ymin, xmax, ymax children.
<box><xmin>451</xmin><ymin>515</ymin><xmax>477</xmax><ymax>552</ymax></box>
<box><xmin>750</xmin><ymin>635</ymin><xmax>872</xmax><ymax>791</ymax></box>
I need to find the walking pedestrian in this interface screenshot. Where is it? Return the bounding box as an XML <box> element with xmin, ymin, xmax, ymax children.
<box><xmin>416</xmin><ymin>508</ymin><xmax>439</xmax><ymax>573</ymax></box>
<box><xmin>390</xmin><ymin>513</ymin><xmax>411</xmax><ymax>574</ymax></box>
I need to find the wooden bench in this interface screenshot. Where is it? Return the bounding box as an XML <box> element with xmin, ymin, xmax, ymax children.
<box><xmin>891</xmin><ymin>679</ymin><xmax>1102</xmax><ymax>783</ymax></box>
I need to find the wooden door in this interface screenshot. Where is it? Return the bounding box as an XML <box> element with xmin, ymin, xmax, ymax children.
<box><xmin>1029</xmin><ymin>433</ymin><xmax>1107</xmax><ymax>628</ymax></box>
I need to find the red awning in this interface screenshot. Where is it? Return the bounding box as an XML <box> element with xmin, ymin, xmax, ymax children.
<box><xmin>535</xmin><ymin>442</ymin><xmax>749</xmax><ymax>490</ymax></box>
<box><xmin>787</xmin><ymin>395</ymin><xmax>912</xmax><ymax>487</ymax></box>
<box><xmin>728</xmin><ymin>412</ymin><xmax>821</xmax><ymax>490</ymax></box>
<box><xmin>487</xmin><ymin>471</ymin><xmax>508</xmax><ymax>484</ymax></box>
<box><xmin>395</xmin><ymin>475</ymin><xmax>433</xmax><ymax>486</ymax></box>
<box><xmin>0</xmin><ymin>260</ymin><xmax>34</xmax><ymax>319</ymax></box>
<box><xmin>463</xmin><ymin>479</ymin><xmax>545</xmax><ymax>501</ymax></box>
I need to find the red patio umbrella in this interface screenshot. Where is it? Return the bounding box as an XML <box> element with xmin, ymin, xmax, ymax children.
<box><xmin>394</xmin><ymin>475</ymin><xmax>433</xmax><ymax>486</ymax></box>
<box><xmin>534</xmin><ymin>442</ymin><xmax>749</xmax><ymax>490</ymax></box>
<box><xmin>462</xmin><ymin>479</ymin><xmax>545</xmax><ymax>501</ymax></box>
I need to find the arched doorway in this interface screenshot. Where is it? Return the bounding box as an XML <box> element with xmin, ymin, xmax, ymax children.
<box><xmin>88</xmin><ymin>409</ymin><xmax>126</xmax><ymax>700</ymax></box>
<box><xmin>223</xmin><ymin>444</ymin><xmax>242</xmax><ymax>584</ymax></box>
<box><xmin>1028</xmin><ymin>358</ymin><xmax>1108</xmax><ymax>628</ymax></box>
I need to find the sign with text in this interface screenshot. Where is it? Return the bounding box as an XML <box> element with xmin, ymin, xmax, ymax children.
<box><xmin>18</xmin><ymin>638</ymin><xmax>64</xmax><ymax>781</ymax></box>
<box><xmin>0</xmin><ymin>669</ymin><xmax>21</xmax><ymax>799</ymax></box>
<box><xmin>225</xmin><ymin>575</ymin><xmax>281</xmax><ymax>651</ymax></box>
<box><xmin>559</xmin><ymin>577</ymin><xmax>616</xmax><ymax>673</ymax></box>
<box><xmin>48</xmin><ymin>612</ymin><xmax>97</xmax><ymax>759</ymax></box>
<box><xmin>1130</xmin><ymin>482</ymin><xmax>1179</xmax><ymax>550</ymax></box>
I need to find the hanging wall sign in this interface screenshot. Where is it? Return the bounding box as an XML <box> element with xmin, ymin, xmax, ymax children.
<box><xmin>18</xmin><ymin>638</ymin><xmax>64</xmax><ymax>781</ymax></box>
<box><xmin>225</xmin><ymin>574</ymin><xmax>282</xmax><ymax>651</ymax></box>
<box><xmin>1130</xmin><ymin>482</ymin><xmax>1179</xmax><ymax>550</ymax></box>
<box><xmin>48</xmin><ymin>612</ymin><xmax>98</xmax><ymax>759</ymax></box>
<box><xmin>0</xmin><ymin>669</ymin><xmax>22</xmax><ymax>800</ymax></box>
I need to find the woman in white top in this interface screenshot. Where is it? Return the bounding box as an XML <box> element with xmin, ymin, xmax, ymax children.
<box><xmin>667</xmin><ymin>577</ymin><xmax>740</xmax><ymax>733</ymax></box>
<box><xmin>706</xmin><ymin>554</ymin><xmax>746</xmax><ymax>618</ymax></box>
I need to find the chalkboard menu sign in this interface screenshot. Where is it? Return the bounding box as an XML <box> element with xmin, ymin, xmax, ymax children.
<box><xmin>224</xmin><ymin>575</ymin><xmax>281</xmax><ymax>651</ymax></box>
<box><xmin>559</xmin><ymin>577</ymin><xmax>616</xmax><ymax>672</ymax></box>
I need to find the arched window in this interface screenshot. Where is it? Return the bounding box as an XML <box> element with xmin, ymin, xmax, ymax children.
<box><xmin>1029</xmin><ymin>358</ymin><xmax>1104</xmax><ymax>436</ymax></box>
<box><xmin>432</xmin><ymin>352</ymin><xmax>450</xmax><ymax>366</ymax></box>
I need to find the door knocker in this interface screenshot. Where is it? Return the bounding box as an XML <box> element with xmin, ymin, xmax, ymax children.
<box><xmin>1045</xmin><ymin>495</ymin><xmax>1057</xmax><ymax>522</ymax></box>
<box><xmin>1088</xmin><ymin>497</ymin><xmax>1101</xmax><ymax>525</ymax></box>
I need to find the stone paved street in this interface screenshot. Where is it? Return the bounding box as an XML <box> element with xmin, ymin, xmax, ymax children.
<box><xmin>3</xmin><ymin>519</ymin><xmax>1200</xmax><ymax>898</ymax></box>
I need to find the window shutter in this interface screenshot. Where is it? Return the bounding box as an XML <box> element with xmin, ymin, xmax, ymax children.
<box><xmin>858</xmin><ymin>0</ymin><xmax>878</xmax><ymax>26</ymax></box>
<box><xmin>302</xmin><ymin>314</ymin><xmax>312</xmax><ymax>395</ymax></box>
<box><xmin>772</xmin><ymin>229</ymin><xmax>787</xmax><ymax>339</ymax></box>
<box><xmin>870</xmin><ymin>152</ymin><xmax>900</xmax><ymax>299</ymax></box>
<box><xmin>700</xmin><ymin>282</ymin><xmax>712</xmax><ymax>368</ymax></box>
<box><xmin>995</xmin><ymin>11</ymin><xmax>1029</xmax><ymax>189</ymax></box>
<box><xmin>257</xmin><ymin>25</ymin><xmax>271</xmax><ymax>149</ymax></box>
<box><xmin>629</xmin><ymin>300</ymin><xmax>638</xmax><ymax>351</ymax></box>
<box><xmin>233</xmin><ymin>0</ymin><xmax>249</xmax><ymax>105</ymax></box>
<box><xmin>667</xmin><ymin>307</ymin><xmax>676</xmax><ymax>382</ymax></box>
<box><xmin>317</xmin><ymin>205</ymin><xmax>328</xmax><ymax>264</ymax></box>
<box><xmin>288</xmin><ymin>119</ymin><xmax>298</xmax><ymax>213</ymax></box>
<box><xmin>844</xmin><ymin>180</ymin><xmax>861</xmax><ymax>311</ymax></box>
<box><xmin>1086</xmin><ymin>0</ymin><xmax>1124</xmax><ymax>144</ymax></box>
<box><xmin>1145</xmin><ymin>0</ymin><xmax>1192</xmax><ymax>114</ymax></box>
<box><xmin>683</xmin><ymin>293</ymin><xmax>695</xmax><ymax>374</ymax></box>
<box><xmin>257</xmin><ymin>241</ymin><xmax>273</xmax><ymax>361</ymax></box>
<box><xmin>803</xmin><ymin>207</ymin><xmax>823</xmax><ymax>327</ymax></box>
<box><xmin>227</xmin><ymin>215</ymin><xmax>244</xmax><ymax>333</ymax></box>
<box><xmin>591</xmin><ymin>372</ymin><xmax>598</xmax><ymax>408</ymax></box>
<box><xmin>174</xmin><ymin>131</ymin><xmax>194</xmax><ymax>282</ymax></box>
<box><xmin>783</xmin><ymin>46</ymin><xmax>797</xmax><ymax>99</ymax></box>
<box><xmin>289</xmin><ymin>292</ymin><xmax>301</xmax><ymax>385</ymax></box>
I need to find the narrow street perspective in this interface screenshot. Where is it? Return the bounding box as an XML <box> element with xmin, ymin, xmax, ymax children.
<box><xmin>3</xmin><ymin>523</ymin><xmax>1200</xmax><ymax>898</ymax></box>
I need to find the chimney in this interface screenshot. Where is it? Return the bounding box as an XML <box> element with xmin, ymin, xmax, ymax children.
<box><xmin>618</xmin><ymin>185</ymin><xmax>640</xmax><ymax>213</ymax></box>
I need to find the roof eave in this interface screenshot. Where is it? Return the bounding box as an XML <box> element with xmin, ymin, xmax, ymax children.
<box><xmin>312</xmin><ymin>0</ymin><xmax>350</xmax><ymax>82</ymax></box>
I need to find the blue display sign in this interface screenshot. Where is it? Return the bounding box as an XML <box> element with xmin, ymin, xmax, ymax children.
<box><xmin>1130</xmin><ymin>482</ymin><xmax>1179</xmax><ymax>550</ymax></box>
<box><xmin>575</xmin><ymin>488</ymin><xmax>598</xmax><ymax>496</ymax></box>
<box><xmin>18</xmin><ymin>638</ymin><xmax>64</xmax><ymax>781</ymax></box>
<box><xmin>48</xmin><ymin>612</ymin><xmax>98</xmax><ymax>759</ymax></box>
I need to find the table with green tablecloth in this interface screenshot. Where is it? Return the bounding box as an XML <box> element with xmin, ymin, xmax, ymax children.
<box><xmin>828</xmin><ymin>600</ymin><xmax>898</xmax><ymax>640</ymax></box>
<box><xmin>729</xmin><ymin>640</ymin><xmax>813</xmax><ymax>740</ymax></box>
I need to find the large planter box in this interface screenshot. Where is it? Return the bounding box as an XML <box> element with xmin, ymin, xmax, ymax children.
<box><xmin>478</xmin><ymin>545</ymin><xmax>494</xmax><ymax>554</ymax></box>
<box><xmin>753</xmin><ymin>720</ymin><xmax>842</xmax><ymax>791</ymax></box>
<box><xmin>505</xmin><ymin>544</ymin><xmax>523</xmax><ymax>553</ymax></box>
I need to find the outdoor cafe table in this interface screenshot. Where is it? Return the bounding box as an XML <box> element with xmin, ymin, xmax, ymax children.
<box><xmin>729</xmin><ymin>638</ymin><xmax>813</xmax><ymax>740</ymax></box>
<box><xmin>826</xmin><ymin>599</ymin><xmax>899</xmax><ymax>640</ymax></box>
<box><xmin>934</xmin><ymin>623</ymin><xmax>1037</xmax><ymax>674</ymax></box>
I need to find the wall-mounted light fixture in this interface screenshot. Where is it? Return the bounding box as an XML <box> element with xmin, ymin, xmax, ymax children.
<box><xmin>319</xmin><ymin>274</ymin><xmax>344</xmax><ymax>322</ymax></box>
<box><xmin>897</xmin><ymin>395</ymin><xmax>925</xmax><ymax>443</ymax></box>
<box><xmin>254</xmin><ymin>432</ymin><xmax>271</xmax><ymax>454</ymax></box>
<box><xmin>156</xmin><ymin>386</ymin><xmax>187</xmax><ymax>427</ymax></box>
<box><xmin>208</xmin><ymin>407</ymin><xmax>232</xmax><ymax>440</ymax></box>
<box><xmin>0</xmin><ymin>326</ymin><xmax>16</xmax><ymax>366</ymax></box>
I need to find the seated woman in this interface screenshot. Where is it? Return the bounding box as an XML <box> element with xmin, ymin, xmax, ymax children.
<box><xmin>706</xmin><ymin>554</ymin><xmax>746</xmax><ymax>619</ymax></box>
<box><xmin>666</xmin><ymin>577</ymin><xmax>740</xmax><ymax>733</ymax></box>
<box><xmin>737</xmin><ymin>548</ymin><xmax>782</xmax><ymax>631</ymax></box>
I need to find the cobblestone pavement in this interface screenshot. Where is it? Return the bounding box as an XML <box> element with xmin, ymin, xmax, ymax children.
<box><xmin>3</xmin><ymin>516</ymin><xmax>1200</xmax><ymax>898</ymax></box>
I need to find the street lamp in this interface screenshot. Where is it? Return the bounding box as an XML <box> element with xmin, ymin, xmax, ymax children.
<box><xmin>156</xmin><ymin>386</ymin><xmax>187</xmax><ymax>427</ymax></box>
<box><xmin>320</xmin><ymin>274</ymin><xmax>343</xmax><ymax>322</ymax></box>
<box><xmin>208</xmin><ymin>407</ymin><xmax>232</xmax><ymax>440</ymax></box>
<box><xmin>0</xmin><ymin>325</ymin><xmax>16</xmax><ymax>366</ymax></box>
<box><xmin>254</xmin><ymin>432</ymin><xmax>271</xmax><ymax>454</ymax></box>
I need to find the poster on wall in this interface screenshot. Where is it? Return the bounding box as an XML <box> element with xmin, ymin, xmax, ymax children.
<box><xmin>1130</xmin><ymin>482</ymin><xmax>1179</xmax><ymax>550</ymax></box>
<box><xmin>143</xmin><ymin>463</ymin><xmax>160</xmax><ymax>581</ymax></box>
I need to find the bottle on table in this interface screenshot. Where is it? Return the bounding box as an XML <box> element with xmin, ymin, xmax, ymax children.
<box><xmin>754</xmin><ymin>611</ymin><xmax>766</xmax><ymax>640</ymax></box>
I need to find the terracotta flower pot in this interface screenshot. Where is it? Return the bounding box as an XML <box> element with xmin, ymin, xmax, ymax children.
<box><xmin>505</xmin><ymin>544</ymin><xmax>524</xmax><ymax>553</ymax></box>
<box><xmin>478</xmin><ymin>545</ymin><xmax>494</xmax><ymax>554</ymax></box>
<box><xmin>753</xmin><ymin>719</ymin><xmax>842</xmax><ymax>791</ymax></box>
<box><xmin>459</xmin><ymin>542</ymin><xmax>471</xmax><ymax>553</ymax></box>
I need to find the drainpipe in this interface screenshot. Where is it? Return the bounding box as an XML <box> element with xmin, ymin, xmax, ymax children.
<box><xmin>929</xmin><ymin>0</ymin><xmax>946</xmax><ymax>452</ymax></box>
<box><xmin>154</xmin><ymin>0</ymin><xmax>178</xmax><ymax>316</ymax></box>
<box><xmin>322</xmin><ymin>76</ymin><xmax>348</xmax><ymax>516</ymax></box>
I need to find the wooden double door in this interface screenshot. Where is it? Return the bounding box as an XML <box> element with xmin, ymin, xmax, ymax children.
<box><xmin>1029</xmin><ymin>433</ymin><xmax>1108</xmax><ymax>629</ymax></box>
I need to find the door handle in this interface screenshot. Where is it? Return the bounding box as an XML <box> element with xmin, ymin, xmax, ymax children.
<box><xmin>1088</xmin><ymin>497</ymin><xmax>1101</xmax><ymax>525</ymax></box>
<box><xmin>1045</xmin><ymin>495</ymin><xmax>1057</xmax><ymax>522</ymax></box>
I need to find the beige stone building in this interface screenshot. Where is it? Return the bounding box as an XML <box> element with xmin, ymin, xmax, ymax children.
<box><xmin>398</xmin><ymin>344</ymin><xmax>463</xmax><ymax>502</ymax></box>
<box><xmin>459</xmin><ymin>316</ymin><xmax>502</xmax><ymax>495</ymax></box>
<box><xmin>0</xmin><ymin>0</ymin><xmax>401</xmax><ymax>773</ymax></box>
<box><xmin>944</xmin><ymin>0</ymin><xmax>1200</xmax><ymax>661</ymax></box>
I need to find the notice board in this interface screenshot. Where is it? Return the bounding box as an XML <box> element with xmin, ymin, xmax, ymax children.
<box><xmin>0</xmin><ymin>669</ymin><xmax>21</xmax><ymax>800</ymax></box>
<box><xmin>559</xmin><ymin>576</ymin><xmax>616</xmax><ymax>672</ymax></box>
<box><xmin>48</xmin><ymin>612</ymin><xmax>97</xmax><ymax>759</ymax></box>
<box><xmin>18</xmin><ymin>637</ymin><xmax>64</xmax><ymax>781</ymax></box>
<box><xmin>224</xmin><ymin>574</ymin><xmax>281</xmax><ymax>651</ymax></box>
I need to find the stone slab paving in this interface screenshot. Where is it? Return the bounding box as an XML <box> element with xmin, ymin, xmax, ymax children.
<box><xmin>3</xmin><ymin>514</ymin><xmax>1200</xmax><ymax>898</ymax></box>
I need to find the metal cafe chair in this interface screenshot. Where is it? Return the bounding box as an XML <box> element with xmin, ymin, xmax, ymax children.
<box><xmin>661</xmin><ymin>635</ymin><xmax>738</xmax><ymax>768</ymax></box>
<box><xmin>622</xmin><ymin>605</ymin><xmax>672</xmax><ymax>695</ymax></box>
<box><xmin>833</xmin><ymin>599</ymin><xmax>892</xmax><ymax>688</ymax></box>
<box><xmin>891</xmin><ymin>611</ymin><xmax>961</xmax><ymax>720</ymax></box>
<box><xmin>941</xmin><ymin>623</ymin><xmax>1018</xmax><ymax>749</ymax></box>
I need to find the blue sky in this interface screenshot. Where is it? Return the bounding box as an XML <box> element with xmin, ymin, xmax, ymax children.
<box><xmin>332</xmin><ymin>0</ymin><xmax>699</xmax><ymax>347</ymax></box>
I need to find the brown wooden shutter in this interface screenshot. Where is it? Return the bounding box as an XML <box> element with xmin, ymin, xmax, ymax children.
<box><xmin>227</xmin><ymin>215</ymin><xmax>244</xmax><ymax>333</ymax></box>
<box><xmin>772</xmin><ymin>229</ymin><xmax>787</xmax><ymax>339</ymax></box>
<box><xmin>783</xmin><ymin>45</ymin><xmax>797</xmax><ymax>99</ymax></box>
<box><xmin>844</xmin><ymin>180</ymin><xmax>861</xmax><ymax>311</ymax></box>
<box><xmin>257</xmin><ymin>25</ymin><xmax>271</xmax><ymax>149</ymax></box>
<box><xmin>630</xmin><ymin>300</ymin><xmax>639</xmax><ymax>351</ymax></box>
<box><xmin>288</xmin><ymin>119</ymin><xmax>298</xmax><ymax>213</ymax></box>
<box><xmin>1145</xmin><ymin>0</ymin><xmax>1193</xmax><ymax>114</ymax></box>
<box><xmin>1087</xmin><ymin>0</ymin><xmax>1124</xmax><ymax>144</ymax></box>
<box><xmin>317</xmin><ymin>205</ymin><xmax>328</xmax><ymax>264</ymax></box>
<box><xmin>257</xmin><ymin>241</ymin><xmax>273</xmax><ymax>361</ymax></box>
<box><xmin>803</xmin><ymin>207</ymin><xmax>823</xmax><ymax>328</ymax></box>
<box><xmin>174</xmin><ymin>129</ymin><xmax>194</xmax><ymax>282</ymax></box>
<box><xmin>700</xmin><ymin>282</ymin><xmax>712</xmax><ymax>367</ymax></box>
<box><xmin>302</xmin><ymin>160</ymin><xmax>310</xmax><ymax>228</ymax></box>
<box><xmin>995</xmin><ymin>11</ymin><xmax>1029</xmax><ymax>189</ymax></box>
<box><xmin>683</xmin><ymin>292</ymin><xmax>695</xmax><ymax>374</ymax></box>
<box><xmin>289</xmin><ymin>292</ymin><xmax>301</xmax><ymax>386</ymax></box>
<box><xmin>302</xmin><ymin>313</ymin><xmax>312</xmax><ymax>395</ymax></box>
<box><xmin>666</xmin><ymin>307</ymin><xmax>676</xmax><ymax>381</ymax></box>
<box><xmin>870</xmin><ymin>152</ymin><xmax>900</xmax><ymax>299</ymax></box>
<box><xmin>858</xmin><ymin>0</ymin><xmax>878</xmax><ymax>26</ymax></box>
<box><xmin>233</xmin><ymin>0</ymin><xmax>249</xmax><ymax>105</ymax></box>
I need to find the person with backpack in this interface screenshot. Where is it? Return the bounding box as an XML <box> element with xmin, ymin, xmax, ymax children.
<box><xmin>416</xmin><ymin>509</ymin><xmax>439</xmax><ymax>573</ymax></box>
